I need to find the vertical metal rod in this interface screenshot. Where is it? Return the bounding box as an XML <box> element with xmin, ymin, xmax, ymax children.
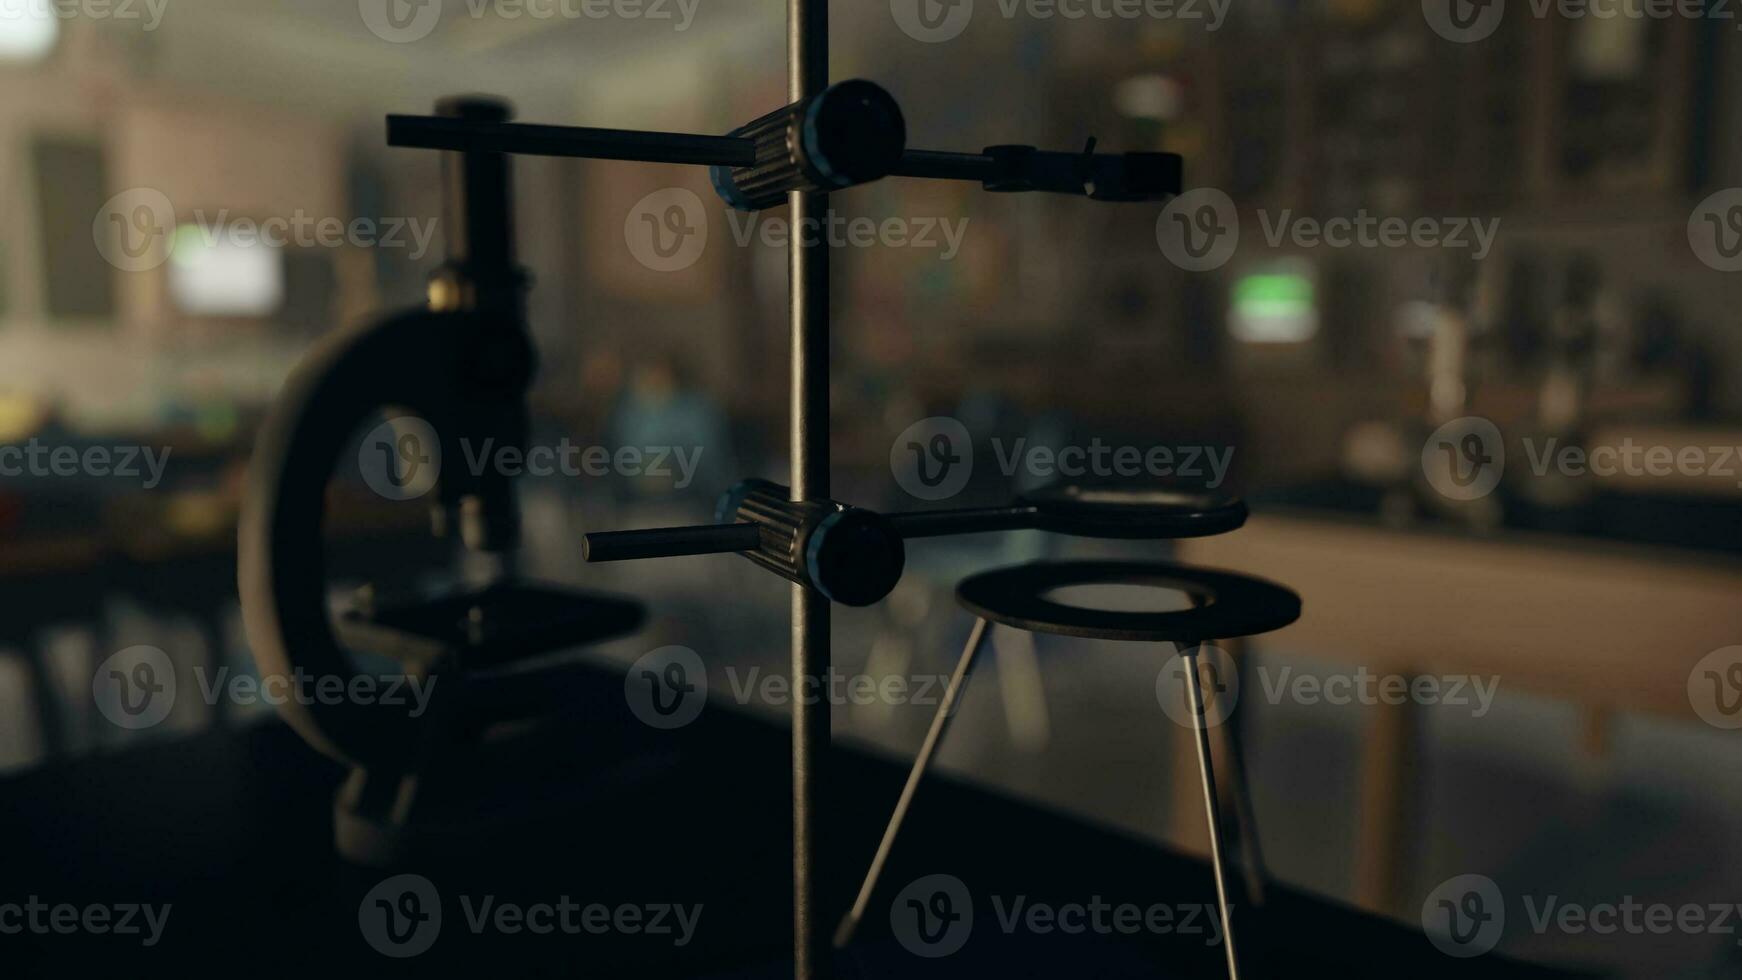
<box><xmin>833</xmin><ymin>618</ymin><xmax>992</xmax><ymax>949</ymax></box>
<box><xmin>789</xmin><ymin>3</ymin><xmax>830</xmax><ymax>978</ymax></box>
<box><xmin>1180</xmin><ymin>645</ymin><xmax>1242</xmax><ymax>980</ymax></box>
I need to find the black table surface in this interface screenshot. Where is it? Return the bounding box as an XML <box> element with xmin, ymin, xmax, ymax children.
<box><xmin>1</xmin><ymin>658</ymin><xmax>1575</xmax><ymax>979</ymax></box>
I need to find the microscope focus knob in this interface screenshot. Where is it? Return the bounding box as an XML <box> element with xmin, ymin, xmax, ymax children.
<box><xmin>716</xmin><ymin>479</ymin><xmax>906</xmax><ymax>607</ymax></box>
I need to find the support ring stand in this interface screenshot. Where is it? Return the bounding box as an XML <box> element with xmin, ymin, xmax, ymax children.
<box><xmin>836</xmin><ymin>555</ymin><xmax>1300</xmax><ymax>980</ymax></box>
<box><xmin>958</xmin><ymin>560</ymin><xmax>1301</xmax><ymax>642</ymax></box>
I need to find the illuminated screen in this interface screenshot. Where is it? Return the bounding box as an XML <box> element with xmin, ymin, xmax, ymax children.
<box><xmin>168</xmin><ymin>226</ymin><xmax>285</xmax><ymax>318</ymax></box>
<box><xmin>1230</xmin><ymin>264</ymin><xmax>1319</xmax><ymax>344</ymax></box>
<box><xmin>0</xmin><ymin>4</ymin><xmax>58</xmax><ymax>62</ymax></box>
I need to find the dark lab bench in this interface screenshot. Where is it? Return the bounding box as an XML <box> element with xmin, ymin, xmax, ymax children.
<box><xmin>0</xmin><ymin>657</ymin><xmax>1579</xmax><ymax>979</ymax></box>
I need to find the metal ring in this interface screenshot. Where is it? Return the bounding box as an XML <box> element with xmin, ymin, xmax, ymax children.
<box><xmin>957</xmin><ymin>560</ymin><xmax>1301</xmax><ymax>643</ymax></box>
<box><xmin>1019</xmin><ymin>482</ymin><xmax>1247</xmax><ymax>539</ymax></box>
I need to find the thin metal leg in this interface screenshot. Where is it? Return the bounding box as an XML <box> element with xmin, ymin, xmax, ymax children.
<box><xmin>1186</xmin><ymin>599</ymin><xmax>1266</xmax><ymax>909</ymax></box>
<box><xmin>1215</xmin><ymin>639</ymin><xmax>1268</xmax><ymax>907</ymax></box>
<box><xmin>1179</xmin><ymin>643</ymin><xmax>1242</xmax><ymax>980</ymax></box>
<box><xmin>833</xmin><ymin>618</ymin><xmax>992</xmax><ymax>950</ymax></box>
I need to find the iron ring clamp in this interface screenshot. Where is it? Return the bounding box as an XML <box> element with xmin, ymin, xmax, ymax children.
<box><xmin>581</xmin><ymin>480</ymin><xmax>1252</xmax><ymax>607</ymax></box>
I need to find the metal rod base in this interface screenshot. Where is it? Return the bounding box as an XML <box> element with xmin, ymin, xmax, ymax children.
<box><xmin>834</xmin><ymin>618</ymin><xmax>992</xmax><ymax>949</ymax></box>
<box><xmin>1179</xmin><ymin>644</ymin><xmax>1242</xmax><ymax>980</ymax></box>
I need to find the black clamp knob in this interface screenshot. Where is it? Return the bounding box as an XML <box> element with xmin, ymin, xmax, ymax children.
<box><xmin>711</xmin><ymin>80</ymin><xmax>908</xmax><ymax>212</ymax></box>
<box><xmin>715</xmin><ymin>480</ymin><xmax>906</xmax><ymax>607</ymax></box>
